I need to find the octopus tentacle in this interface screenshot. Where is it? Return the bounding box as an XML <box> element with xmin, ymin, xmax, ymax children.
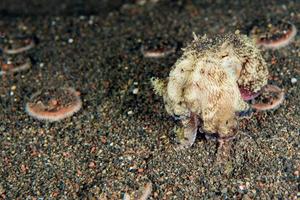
<box><xmin>177</xmin><ymin>113</ymin><xmax>199</xmax><ymax>149</ymax></box>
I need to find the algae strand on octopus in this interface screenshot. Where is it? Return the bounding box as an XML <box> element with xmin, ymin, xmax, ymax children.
<box><xmin>26</xmin><ymin>87</ymin><xmax>82</xmax><ymax>121</ymax></box>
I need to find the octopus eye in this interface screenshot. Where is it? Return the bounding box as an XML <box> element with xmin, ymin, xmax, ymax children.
<box><xmin>225</xmin><ymin>120</ymin><xmax>229</xmax><ymax>125</ymax></box>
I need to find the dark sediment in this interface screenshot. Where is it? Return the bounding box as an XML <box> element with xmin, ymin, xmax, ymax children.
<box><xmin>0</xmin><ymin>0</ymin><xmax>299</xmax><ymax>199</ymax></box>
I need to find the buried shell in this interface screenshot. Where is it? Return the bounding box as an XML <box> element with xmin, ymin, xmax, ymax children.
<box><xmin>249</xmin><ymin>19</ymin><xmax>297</xmax><ymax>49</ymax></box>
<box><xmin>251</xmin><ymin>84</ymin><xmax>285</xmax><ymax>111</ymax></box>
<box><xmin>26</xmin><ymin>87</ymin><xmax>82</xmax><ymax>122</ymax></box>
<box><xmin>0</xmin><ymin>56</ymin><xmax>31</xmax><ymax>76</ymax></box>
<box><xmin>141</xmin><ymin>37</ymin><xmax>177</xmax><ymax>58</ymax></box>
<box><xmin>2</xmin><ymin>36</ymin><xmax>36</xmax><ymax>54</ymax></box>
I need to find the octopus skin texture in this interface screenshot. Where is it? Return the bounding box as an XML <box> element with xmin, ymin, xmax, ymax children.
<box><xmin>152</xmin><ymin>33</ymin><xmax>269</xmax><ymax>148</ymax></box>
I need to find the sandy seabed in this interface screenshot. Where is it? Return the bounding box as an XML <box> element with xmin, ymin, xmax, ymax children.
<box><xmin>0</xmin><ymin>0</ymin><xmax>299</xmax><ymax>199</ymax></box>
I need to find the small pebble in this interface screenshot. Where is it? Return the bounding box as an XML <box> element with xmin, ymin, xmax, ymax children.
<box><xmin>68</xmin><ymin>38</ymin><xmax>74</xmax><ymax>43</ymax></box>
<box><xmin>238</xmin><ymin>184</ymin><xmax>246</xmax><ymax>191</ymax></box>
<box><xmin>89</xmin><ymin>161</ymin><xmax>96</xmax><ymax>168</ymax></box>
<box><xmin>88</xmin><ymin>19</ymin><xmax>94</xmax><ymax>25</ymax></box>
<box><xmin>291</xmin><ymin>78</ymin><xmax>297</xmax><ymax>84</ymax></box>
<box><xmin>132</xmin><ymin>88</ymin><xmax>139</xmax><ymax>94</ymax></box>
<box><xmin>138</xmin><ymin>168</ymin><xmax>144</xmax><ymax>173</ymax></box>
<box><xmin>127</xmin><ymin>110</ymin><xmax>134</xmax><ymax>115</ymax></box>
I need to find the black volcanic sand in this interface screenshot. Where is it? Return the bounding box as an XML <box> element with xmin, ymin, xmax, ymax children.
<box><xmin>0</xmin><ymin>0</ymin><xmax>299</xmax><ymax>199</ymax></box>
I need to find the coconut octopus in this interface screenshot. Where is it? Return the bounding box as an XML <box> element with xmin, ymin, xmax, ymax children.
<box><xmin>151</xmin><ymin>33</ymin><xmax>281</xmax><ymax>148</ymax></box>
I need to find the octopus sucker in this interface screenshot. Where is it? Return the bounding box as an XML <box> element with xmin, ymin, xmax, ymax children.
<box><xmin>239</xmin><ymin>86</ymin><xmax>262</xmax><ymax>101</ymax></box>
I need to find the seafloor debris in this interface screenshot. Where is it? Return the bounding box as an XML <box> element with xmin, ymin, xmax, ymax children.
<box><xmin>2</xmin><ymin>36</ymin><xmax>36</xmax><ymax>54</ymax></box>
<box><xmin>152</xmin><ymin>33</ymin><xmax>269</xmax><ymax>148</ymax></box>
<box><xmin>26</xmin><ymin>87</ymin><xmax>82</xmax><ymax>122</ymax></box>
<box><xmin>141</xmin><ymin>37</ymin><xmax>177</xmax><ymax>58</ymax></box>
<box><xmin>123</xmin><ymin>182</ymin><xmax>152</xmax><ymax>200</ymax></box>
<box><xmin>0</xmin><ymin>57</ymin><xmax>31</xmax><ymax>76</ymax></box>
<box><xmin>251</xmin><ymin>84</ymin><xmax>285</xmax><ymax>111</ymax></box>
<box><xmin>249</xmin><ymin>19</ymin><xmax>297</xmax><ymax>49</ymax></box>
<box><xmin>0</xmin><ymin>34</ymin><xmax>36</xmax><ymax>78</ymax></box>
<box><xmin>136</xmin><ymin>0</ymin><xmax>159</xmax><ymax>6</ymax></box>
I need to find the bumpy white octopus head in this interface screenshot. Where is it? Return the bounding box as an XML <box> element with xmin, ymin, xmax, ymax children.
<box><xmin>152</xmin><ymin>33</ymin><xmax>269</xmax><ymax>145</ymax></box>
<box><xmin>185</xmin><ymin>33</ymin><xmax>269</xmax><ymax>94</ymax></box>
